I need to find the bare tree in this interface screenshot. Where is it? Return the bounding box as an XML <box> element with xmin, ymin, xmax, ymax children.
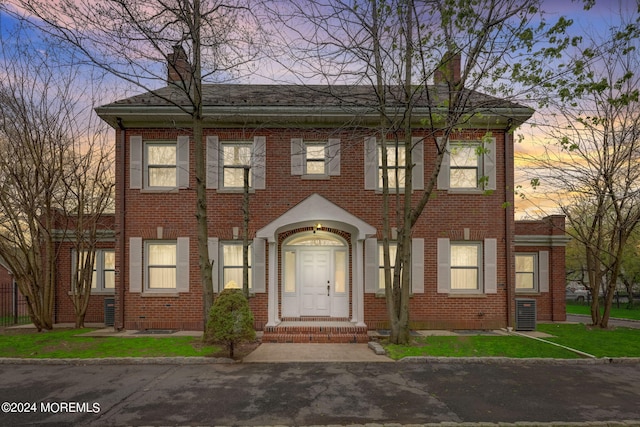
<box><xmin>267</xmin><ymin>0</ymin><xmax>578</xmax><ymax>343</ymax></box>
<box><xmin>521</xmin><ymin>10</ymin><xmax>640</xmax><ymax>328</ymax></box>
<box><xmin>64</xmin><ymin>138</ymin><xmax>115</xmax><ymax>328</ymax></box>
<box><xmin>0</xmin><ymin>22</ymin><xmax>110</xmax><ymax>330</ymax></box>
<box><xmin>2</xmin><ymin>0</ymin><xmax>264</xmax><ymax>322</ymax></box>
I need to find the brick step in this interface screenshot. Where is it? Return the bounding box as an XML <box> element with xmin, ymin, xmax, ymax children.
<box><xmin>262</xmin><ymin>319</ymin><xmax>370</xmax><ymax>343</ymax></box>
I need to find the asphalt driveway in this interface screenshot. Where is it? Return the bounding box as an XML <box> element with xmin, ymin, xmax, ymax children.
<box><xmin>1</xmin><ymin>360</ymin><xmax>639</xmax><ymax>426</ymax></box>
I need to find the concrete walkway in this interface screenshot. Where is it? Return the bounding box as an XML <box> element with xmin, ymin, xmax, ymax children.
<box><xmin>242</xmin><ymin>343</ymin><xmax>394</xmax><ymax>362</ymax></box>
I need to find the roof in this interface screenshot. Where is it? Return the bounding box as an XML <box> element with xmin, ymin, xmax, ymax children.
<box><xmin>96</xmin><ymin>84</ymin><xmax>533</xmax><ymax>129</ymax></box>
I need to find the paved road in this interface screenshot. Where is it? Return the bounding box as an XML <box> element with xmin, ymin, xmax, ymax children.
<box><xmin>1</xmin><ymin>360</ymin><xmax>639</xmax><ymax>426</ymax></box>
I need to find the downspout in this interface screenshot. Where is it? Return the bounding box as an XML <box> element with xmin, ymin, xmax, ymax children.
<box><xmin>505</xmin><ymin>120</ymin><xmax>514</xmax><ymax>329</ymax></box>
<box><xmin>116</xmin><ymin>118</ymin><xmax>126</xmax><ymax>331</ymax></box>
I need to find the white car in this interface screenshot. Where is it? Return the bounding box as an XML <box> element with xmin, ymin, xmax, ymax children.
<box><xmin>566</xmin><ymin>284</ymin><xmax>590</xmax><ymax>303</ymax></box>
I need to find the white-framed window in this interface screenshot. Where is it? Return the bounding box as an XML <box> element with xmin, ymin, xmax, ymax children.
<box><xmin>305</xmin><ymin>142</ymin><xmax>327</xmax><ymax>175</ymax></box>
<box><xmin>291</xmin><ymin>138</ymin><xmax>340</xmax><ymax>177</ymax></box>
<box><xmin>516</xmin><ymin>253</ymin><xmax>538</xmax><ymax>292</ymax></box>
<box><xmin>437</xmin><ymin>238</ymin><xmax>496</xmax><ymax>294</ymax></box>
<box><xmin>221</xmin><ymin>242</ymin><xmax>252</xmax><ymax>290</ymax></box>
<box><xmin>450</xmin><ymin>242</ymin><xmax>482</xmax><ymax>292</ymax></box>
<box><xmin>449</xmin><ymin>142</ymin><xmax>481</xmax><ymax>189</ymax></box>
<box><xmin>72</xmin><ymin>249</ymin><xmax>115</xmax><ymax>293</ymax></box>
<box><xmin>437</xmin><ymin>136</ymin><xmax>496</xmax><ymax>192</ymax></box>
<box><xmin>378</xmin><ymin>242</ymin><xmax>398</xmax><ymax>291</ymax></box>
<box><xmin>378</xmin><ymin>144</ymin><xmax>406</xmax><ymax>189</ymax></box>
<box><xmin>145</xmin><ymin>142</ymin><xmax>177</xmax><ymax>188</ymax></box>
<box><xmin>222</xmin><ymin>142</ymin><xmax>252</xmax><ymax>188</ymax></box>
<box><xmin>145</xmin><ymin>241</ymin><xmax>177</xmax><ymax>290</ymax></box>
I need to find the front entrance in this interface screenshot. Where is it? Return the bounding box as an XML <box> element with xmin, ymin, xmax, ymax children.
<box><xmin>300</xmin><ymin>250</ymin><xmax>330</xmax><ymax>316</ymax></box>
<box><xmin>282</xmin><ymin>232</ymin><xmax>349</xmax><ymax>318</ymax></box>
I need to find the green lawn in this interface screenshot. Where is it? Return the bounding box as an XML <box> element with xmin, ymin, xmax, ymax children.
<box><xmin>383</xmin><ymin>323</ymin><xmax>640</xmax><ymax>360</ymax></box>
<box><xmin>384</xmin><ymin>334</ymin><xmax>581</xmax><ymax>360</ymax></box>
<box><xmin>0</xmin><ymin>328</ymin><xmax>221</xmax><ymax>359</ymax></box>
<box><xmin>566</xmin><ymin>301</ymin><xmax>640</xmax><ymax>320</ymax></box>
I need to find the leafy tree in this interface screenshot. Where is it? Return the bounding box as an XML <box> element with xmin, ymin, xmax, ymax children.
<box><xmin>205</xmin><ymin>288</ymin><xmax>255</xmax><ymax>359</ymax></box>
<box><xmin>267</xmin><ymin>0</ymin><xmax>580</xmax><ymax>343</ymax></box>
<box><xmin>521</xmin><ymin>6</ymin><xmax>640</xmax><ymax>327</ymax></box>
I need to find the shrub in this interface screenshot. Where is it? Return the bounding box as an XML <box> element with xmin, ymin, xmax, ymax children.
<box><xmin>205</xmin><ymin>289</ymin><xmax>255</xmax><ymax>358</ymax></box>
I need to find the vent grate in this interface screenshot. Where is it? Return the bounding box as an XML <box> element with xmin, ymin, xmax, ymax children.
<box><xmin>515</xmin><ymin>298</ymin><xmax>536</xmax><ymax>331</ymax></box>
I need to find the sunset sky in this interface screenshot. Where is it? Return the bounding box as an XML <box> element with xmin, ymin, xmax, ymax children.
<box><xmin>0</xmin><ymin>0</ymin><xmax>636</xmax><ymax>220</ymax></box>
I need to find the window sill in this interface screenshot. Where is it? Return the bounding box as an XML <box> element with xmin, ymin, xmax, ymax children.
<box><xmin>515</xmin><ymin>291</ymin><xmax>540</xmax><ymax>296</ymax></box>
<box><xmin>374</xmin><ymin>189</ymin><xmax>406</xmax><ymax>194</ymax></box>
<box><xmin>141</xmin><ymin>292</ymin><xmax>181</xmax><ymax>298</ymax></box>
<box><xmin>446</xmin><ymin>293</ymin><xmax>487</xmax><ymax>298</ymax></box>
<box><xmin>67</xmin><ymin>291</ymin><xmax>115</xmax><ymax>296</ymax></box>
<box><xmin>447</xmin><ymin>189</ymin><xmax>484</xmax><ymax>195</ymax></box>
<box><xmin>216</xmin><ymin>188</ymin><xmax>256</xmax><ymax>194</ymax></box>
<box><xmin>301</xmin><ymin>174</ymin><xmax>330</xmax><ymax>180</ymax></box>
<box><xmin>140</xmin><ymin>188</ymin><xmax>181</xmax><ymax>194</ymax></box>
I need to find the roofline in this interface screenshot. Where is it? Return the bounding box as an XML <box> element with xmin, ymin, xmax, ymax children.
<box><xmin>96</xmin><ymin>105</ymin><xmax>534</xmax><ymax>129</ymax></box>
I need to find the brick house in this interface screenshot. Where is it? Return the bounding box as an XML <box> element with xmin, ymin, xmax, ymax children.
<box><xmin>52</xmin><ymin>213</ymin><xmax>116</xmax><ymax>325</ymax></box>
<box><xmin>90</xmin><ymin>55</ymin><xmax>569</xmax><ymax>340</ymax></box>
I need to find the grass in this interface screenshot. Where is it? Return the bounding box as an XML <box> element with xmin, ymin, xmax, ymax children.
<box><xmin>537</xmin><ymin>323</ymin><xmax>640</xmax><ymax>358</ymax></box>
<box><xmin>0</xmin><ymin>328</ymin><xmax>221</xmax><ymax>359</ymax></box>
<box><xmin>384</xmin><ymin>334</ymin><xmax>580</xmax><ymax>360</ymax></box>
<box><xmin>383</xmin><ymin>323</ymin><xmax>640</xmax><ymax>360</ymax></box>
<box><xmin>566</xmin><ymin>301</ymin><xmax>640</xmax><ymax>320</ymax></box>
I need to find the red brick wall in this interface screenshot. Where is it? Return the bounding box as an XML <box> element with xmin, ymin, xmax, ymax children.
<box><xmin>515</xmin><ymin>216</ymin><xmax>567</xmax><ymax>322</ymax></box>
<box><xmin>54</xmin><ymin>240</ymin><xmax>116</xmax><ymax>324</ymax></box>
<box><xmin>116</xmin><ymin>127</ymin><xmax>514</xmax><ymax>331</ymax></box>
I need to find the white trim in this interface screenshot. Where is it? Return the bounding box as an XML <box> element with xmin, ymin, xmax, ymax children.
<box><xmin>514</xmin><ymin>235</ymin><xmax>571</xmax><ymax>247</ymax></box>
<box><xmin>256</xmin><ymin>193</ymin><xmax>375</xmax><ymax>242</ymax></box>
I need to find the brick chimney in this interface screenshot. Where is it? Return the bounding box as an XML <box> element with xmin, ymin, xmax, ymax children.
<box><xmin>167</xmin><ymin>45</ymin><xmax>190</xmax><ymax>84</ymax></box>
<box><xmin>433</xmin><ymin>51</ymin><xmax>461</xmax><ymax>86</ymax></box>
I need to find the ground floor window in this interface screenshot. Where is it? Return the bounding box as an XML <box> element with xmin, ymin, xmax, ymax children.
<box><xmin>516</xmin><ymin>253</ymin><xmax>537</xmax><ymax>292</ymax></box>
<box><xmin>72</xmin><ymin>249</ymin><xmax>115</xmax><ymax>292</ymax></box>
<box><xmin>450</xmin><ymin>242</ymin><xmax>482</xmax><ymax>291</ymax></box>
<box><xmin>222</xmin><ymin>242</ymin><xmax>252</xmax><ymax>290</ymax></box>
<box><xmin>146</xmin><ymin>241</ymin><xmax>177</xmax><ymax>290</ymax></box>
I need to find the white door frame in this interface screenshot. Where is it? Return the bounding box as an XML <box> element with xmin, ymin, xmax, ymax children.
<box><xmin>256</xmin><ymin>194</ymin><xmax>376</xmax><ymax>327</ymax></box>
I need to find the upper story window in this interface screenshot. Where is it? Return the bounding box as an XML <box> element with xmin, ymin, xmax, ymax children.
<box><xmin>207</xmin><ymin>136</ymin><xmax>266</xmax><ymax>190</ymax></box>
<box><xmin>364</xmin><ymin>136</ymin><xmax>424</xmax><ymax>192</ymax></box>
<box><xmin>222</xmin><ymin>142</ymin><xmax>252</xmax><ymax>188</ymax></box>
<box><xmin>449</xmin><ymin>143</ymin><xmax>481</xmax><ymax>189</ymax></box>
<box><xmin>378</xmin><ymin>145</ymin><xmax>406</xmax><ymax>190</ymax></box>
<box><xmin>305</xmin><ymin>143</ymin><xmax>327</xmax><ymax>175</ymax></box>
<box><xmin>291</xmin><ymin>138</ymin><xmax>341</xmax><ymax>178</ymax></box>
<box><xmin>436</xmin><ymin>136</ymin><xmax>496</xmax><ymax>192</ymax></box>
<box><xmin>146</xmin><ymin>142</ymin><xmax>177</xmax><ymax>188</ymax></box>
<box><xmin>129</xmin><ymin>135</ymin><xmax>189</xmax><ymax>190</ymax></box>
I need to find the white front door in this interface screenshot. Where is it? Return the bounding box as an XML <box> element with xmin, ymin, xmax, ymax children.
<box><xmin>300</xmin><ymin>250</ymin><xmax>331</xmax><ymax>316</ymax></box>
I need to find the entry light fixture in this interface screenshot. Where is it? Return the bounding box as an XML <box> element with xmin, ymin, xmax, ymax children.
<box><xmin>313</xmin><ymin>223</ymin><xmax>322</xmax><ymax>234</ymax></box>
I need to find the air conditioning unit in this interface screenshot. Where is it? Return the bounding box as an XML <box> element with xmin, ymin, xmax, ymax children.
<box><xmin>515</xmin><ymin>298</ymin><xmax>536</xmax><ymax>331</ymax></box>
<box><xmin>104</xmin><ymin>297</ymin><xmax>115</xmax><ymax>327</ymax></box>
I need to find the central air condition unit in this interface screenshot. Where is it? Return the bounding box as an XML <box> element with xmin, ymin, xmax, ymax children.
<box><xmin>515</xmin><ymin>298</ymin><xmax>536</xmax><ymax>331</ymax></box>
